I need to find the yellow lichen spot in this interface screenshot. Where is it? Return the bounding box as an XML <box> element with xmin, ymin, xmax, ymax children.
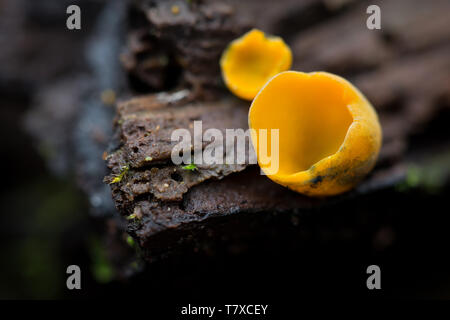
<box><xmin>248</xmin><ymin>71</ymin><xmax>382</xmax><ymax>196</ymax></box>
<box><xmin>109</xmin><ymin>165</ymin><xmax>129</xmax><ymax>184</ymax></box>
<box><xmin>126</xmin><ymin>213</ymin><xmax>137</xmax><ymax>220</ymax></box>
<box><xmin>110</xmin><ymin>176</ymin><xmax>121</xmax><ymax>184</ymax></box>
<box><xmin>171</xmin><ymin>5</ymin><xmax>180</xmax><ymax>15</ymax></box>
<box><xmin>220</xmin><ymin>29</ymin><xmax>292</xmax><ymax>101</ymax></box>
<box><xmin>101</xmin><ymin>89</ymin><xmax>116</xmax><ymax>106</ymax></box>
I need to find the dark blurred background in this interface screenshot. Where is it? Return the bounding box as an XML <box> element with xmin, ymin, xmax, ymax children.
<box><xmin>0</xmin><ymin>0</ymin><xmax>449</xmax><ymax>300</ymax></box>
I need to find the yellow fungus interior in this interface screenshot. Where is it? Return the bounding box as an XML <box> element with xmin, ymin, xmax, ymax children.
<box><xmin>222</xmin><ymin>30</ymin><xmax>290</xmax><ymax>99</ymax></box>
<box><xmin>250</xmin><ymin>72</ymin><xmax>354</xmax><ymax>175</ymax></box>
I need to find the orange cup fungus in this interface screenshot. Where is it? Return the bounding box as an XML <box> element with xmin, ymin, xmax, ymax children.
<box><xmin>249</xmin><ymin>71</ymin><xmax>382</xmax><ymax>196</ymax></box>
<box><xmin>220</xmin><ymin>29</ymin><xmax>292</xmax><ymax>101</ymax></box>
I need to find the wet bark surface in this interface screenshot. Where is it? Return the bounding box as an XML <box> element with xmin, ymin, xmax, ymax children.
<box><xmin>103</xmin><ymin>0</ymin><xmax>450</xmax><ymax>262</ymax></box>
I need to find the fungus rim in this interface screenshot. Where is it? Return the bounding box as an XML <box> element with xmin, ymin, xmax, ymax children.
<box><xmin>249</xmin><ymin>70</ymin><xmax>376</xmax><ymax>181</ymax></box>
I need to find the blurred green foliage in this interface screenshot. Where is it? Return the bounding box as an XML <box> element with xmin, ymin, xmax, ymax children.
<box><xmin>397</xmin><ymin>151</ymin><xmax>450</xmax><ymax>193</ymax></box>
<box><xmin>0</xmin><ymin>176</ymin><xmax>87</xmax><ymax>299</ymax></box>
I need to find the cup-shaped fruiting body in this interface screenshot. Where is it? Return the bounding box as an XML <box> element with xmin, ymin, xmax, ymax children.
<box><xmin>249</xmin><ymin>71</ymin><xmax>382</xmax><ymax>196</ymax></box>
<box><xmin>220</xmin><ymin>29</ymin><xmax>292</xmax><ymax>101</ymax></box>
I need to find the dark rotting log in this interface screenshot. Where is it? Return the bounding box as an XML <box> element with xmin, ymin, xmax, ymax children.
<box><xmin>17</xmin><ymin>0</ymin><xmax>450</xmax><ymax>267</ymax></box>
<box><xmin>102</xmin><ymin>0</ymin><xmax>450</xmax><ymax>262</ymax></box>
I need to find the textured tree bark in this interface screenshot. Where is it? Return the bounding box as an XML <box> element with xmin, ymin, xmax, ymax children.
<box><xmin>102</xmin><ymin>0</ymin><xmax>450</xmax><ymax>262</ymax></box>
<box><xmin>15</xmin><ymin>0</ymin><xmax>450</xmax><ymax>271</ymax></box>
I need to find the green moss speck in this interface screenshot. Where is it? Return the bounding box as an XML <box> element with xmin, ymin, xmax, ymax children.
<box><xmin>182</xmin><ymin>163</ymin><xmax>198</xmax><ymax>171</ymax></box>
<box><xmin>126</xmin><ymin>235</ymin><xmax>135</xmax><ymax>247</ymax></box>
<box><xmin>110</xmin><ymin>165</ymin><xmax>129</xmax><ymax>184</ymax></box>
<box><xmin>397</xmin><ymin>151</ymin><xmax>450</xmax><ymax>193</ymax></box>
<box><xmin>89</xmin><ymin>237</ymin><xmax>114</xmax><ymax>284</ymax></box>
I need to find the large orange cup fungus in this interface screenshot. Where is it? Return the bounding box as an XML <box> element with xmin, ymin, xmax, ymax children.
<box><xmin>249</xmin><ymin>71</ymin><xmax>382</xmax><ymax>196</ymax></box>
<box><xmin>220</xmin><ymin>29</ymin><xmax>292</xmax><ymax>101</ymax></box>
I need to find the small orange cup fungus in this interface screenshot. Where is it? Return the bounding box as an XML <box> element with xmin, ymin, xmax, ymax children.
<box><xmin>220</xmin><ymin>29</ymin><xmax>292</xmax><ymax>101</ymax></box>
<box><xmin>249</xmin><ymin>71</ymin><xmax>382</xmax><ymax>196</ymax></box>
